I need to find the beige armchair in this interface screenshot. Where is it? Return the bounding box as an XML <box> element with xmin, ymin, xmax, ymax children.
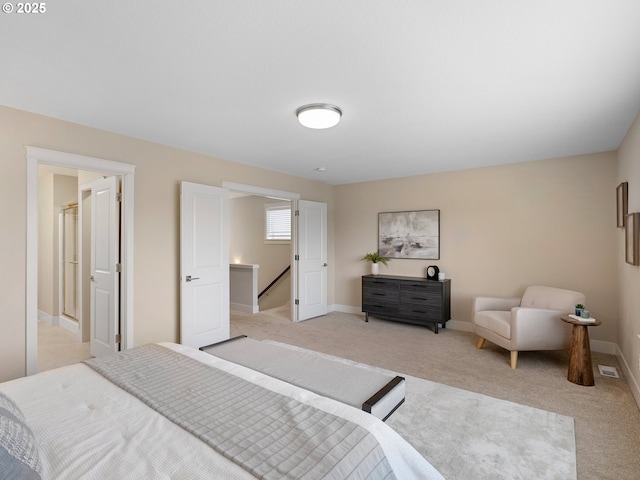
<box><xmin>472</xmin><ymin>285</ymin><xmax>585</xmax><ymax>369</ymax></box>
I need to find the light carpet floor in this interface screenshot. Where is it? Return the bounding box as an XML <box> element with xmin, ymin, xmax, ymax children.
<box><xmin>267</xmin><ymin>340</ymin><xmax>576</xmax><ymax>480</ymax></box>
<box><xmin>231</xmin><ymin>308</ymin><xmax>640</xmax><ymax>480</ymax></box>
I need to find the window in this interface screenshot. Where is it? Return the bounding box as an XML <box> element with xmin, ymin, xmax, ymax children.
<box><xmin>265</xmin><ymin>202</ymin><xmax>291</xmax><ymax>243</ymax></box>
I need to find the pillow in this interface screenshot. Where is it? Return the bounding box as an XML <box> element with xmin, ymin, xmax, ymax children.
<box><xmin>0</xmin><ymin>392</ymin><xmax>42</xmax><ymax>480</ymax></box>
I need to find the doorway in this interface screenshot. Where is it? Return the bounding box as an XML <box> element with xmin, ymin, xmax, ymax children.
<box><xmin>222</xmin><ymin>181</ymin><xmax>328</xmax><ymax>323</ymax></box>
<box><xmin>223</xmin><ymin>182</ymin><xmax>299</xmax><ymax>321</ymax></box>
<box><xmin>36</xmin><ymin>165</ymin><xmax>88</xmax><ymax>371</ymax></box>
<box><xmin>26</xmin><ymin>147</ymin><xmax>135</xmax><ymax>376</ymax></box>
<box><xmin>230</xmin><ymin>194</ymin><xmax>292</xmax><ymax>318</ymax></box>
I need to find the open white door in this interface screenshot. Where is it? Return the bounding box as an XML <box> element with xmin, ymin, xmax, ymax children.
<box><xmin>295</xmin><ymin>200</ymin><xmax>328</xmax><ymax>321</ymax></box>
<box><xmin>180</xmin><ymin>182</ymin><xmax>230</xmax><ymax>348</ymax></box>
<box><xmin>90</xmin><ymin>176</ymin><xmax>121</xmax><ymax>357</ymax></box>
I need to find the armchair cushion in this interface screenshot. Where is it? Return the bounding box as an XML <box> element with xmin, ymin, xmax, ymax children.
<box><xmin>510</xmin><ymin>307</ymin><xmax>572</xmax><ymax>350</ymax></box>
<box><xmin>473</xmin><ymin>311</ymin><xmax>511</xmax><ymax>340</ymax></box>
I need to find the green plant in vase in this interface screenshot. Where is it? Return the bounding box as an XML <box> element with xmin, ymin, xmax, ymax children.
<box><xmin>362</xmin><ymin>252</ymin><xmax>390</xmax><ymax>275</ymax></box>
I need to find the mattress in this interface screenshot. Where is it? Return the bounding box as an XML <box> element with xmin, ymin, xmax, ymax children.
<box><xmin>0</xmin><ymin>342</ymin><xmax>443</xmax><ymax>480</ymax></box>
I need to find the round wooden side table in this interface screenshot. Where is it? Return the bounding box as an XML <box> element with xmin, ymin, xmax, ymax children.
<box><xmin>561</xmin><ymin>315</ymin><xmax>602</xmax><ymax>386</ymax></box>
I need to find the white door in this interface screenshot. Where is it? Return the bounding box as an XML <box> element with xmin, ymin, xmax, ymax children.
<box><xmin>296</xmin><ymin>200</ymin><xmax>328</xmax><ymax>321</ymax></box>
<box><xmin>90</xmin><ymin>176</ymin><xmax>121</xmax><ymax>357</ymax></box>
<box><xmin>180</xmin><ymin>182</ymin><xmax>230</xmax><ymax>348</ymax></box>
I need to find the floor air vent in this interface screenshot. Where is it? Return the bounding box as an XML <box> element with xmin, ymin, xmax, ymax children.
<box><xmin>597</xmin><ymin>365</ymin><xmax>619</xmax><ymax>378</ymax></box>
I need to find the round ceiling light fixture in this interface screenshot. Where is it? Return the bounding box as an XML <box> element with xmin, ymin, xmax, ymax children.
<box><xmin>296</xmin><ymin>103</ymin><xmax>342</xmax><ymax>129</ymax></box>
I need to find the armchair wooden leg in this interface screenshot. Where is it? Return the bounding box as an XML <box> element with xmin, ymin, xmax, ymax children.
<box><xmin>510</xmin><ymin>351</ymin><xmax>518</xmax><ymax>369</ymax></box>
<box><xmin>476</xmin><ymin>337</ymin><xmax>486</xmax><ymax>349</ymax></box>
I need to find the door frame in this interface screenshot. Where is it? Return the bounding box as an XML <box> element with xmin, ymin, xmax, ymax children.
<box><xmin>26</xmin><ymin>147</ymin><xmax>136</xmax><ymax>375</ymax></box>
<box><xmin>221</xmin><ymin>182</ymin><xmax>301</xmax><ymax>321</ymax></box>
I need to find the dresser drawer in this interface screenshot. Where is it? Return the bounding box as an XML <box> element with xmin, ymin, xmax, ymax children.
<box><xmin>362</xmin><ymin>302</ymin><xmax>399</xmax><ymax>318</ymax></box>
<box><xmin>363</xmin><ymin>276</ymin><xmax>399</xmax><ymax>290</ymax></box>
<box><xmin>363</xmin><ymin>287</ymin><xmax>399</xmax><ymax>303</ymax></box>
<box><xmin>399</xmin><ymin>286</ymin><xmax>442</xmax><ymax>307</ymax></box>
<box><xmin>362</xmin><ymin>277</ymin><xmax>399</xmax><ymax>303</ymax></box>
<box><xmin>399</xmin><ymin>304</ymin><xmax>442</xmax><ymax>322</ymax></box>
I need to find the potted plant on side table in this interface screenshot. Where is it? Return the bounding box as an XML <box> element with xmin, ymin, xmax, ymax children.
<box><xmin>362</xmin><ymin>252</ymin><xmax>390</xmax><ymax>275</ymax></box>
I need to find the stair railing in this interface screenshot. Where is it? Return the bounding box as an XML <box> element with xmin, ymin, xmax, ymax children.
<box><xmin>258</xmin><ymin>265</ymin><xmax>291</xmax><ymax>299</ymax></box>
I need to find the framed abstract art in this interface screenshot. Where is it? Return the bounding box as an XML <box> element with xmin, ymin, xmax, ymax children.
<box><xmin>378</xmin><ymin>210</ymin><xmax>440</xmax><ymax>260</ymax></box>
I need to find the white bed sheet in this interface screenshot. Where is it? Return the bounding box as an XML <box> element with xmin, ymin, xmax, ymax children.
<box><xmin>0</xmin><ymin>362</ymin><xmax>255</xmax><ymax>479</ymax></box>
<box><xmin>0</xmin><ymin>342</ymin><xmax>443</xmax><ymax>480</ymax></box>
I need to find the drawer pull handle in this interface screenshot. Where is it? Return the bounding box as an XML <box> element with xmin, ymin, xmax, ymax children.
<box><xmin>412</xmin><ymin>297</ymin><xmax>427</xmax><ymax>301</ymax></box>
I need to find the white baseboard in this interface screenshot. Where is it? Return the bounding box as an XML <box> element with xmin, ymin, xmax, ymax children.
<box><xmin>330</xmin><ymin>304</ymin><xmax>360</xmax><ymax>314</ymax></box>
<box><xmin>37</xmin><ymin>310</ymin><xmax>80</xmax><ymax>334</ymax></box>
<box><xmin>616</xmin><ymin>345</ymin><xmax>640</xmax><ymax>410</ymax></box>
<box><xmin>57</xmin><ymin>315</ymin><xmax>79</xmax><ymax>334</ymax></box>
<box><xmin>37</xmin><ymin>310</ymin><xmax>53</xmax><ymax>325</ymax></box>
<box><xmin>231</xmin><ymin>302</ymin><xmax>259</xmax><ymax>314</ymax></box>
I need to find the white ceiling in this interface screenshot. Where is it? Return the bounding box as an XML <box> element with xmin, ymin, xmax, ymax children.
<box><xmin>2</xmin><ymin>1</ymin><xmax>639</xmax><ymax>185</ymax></box>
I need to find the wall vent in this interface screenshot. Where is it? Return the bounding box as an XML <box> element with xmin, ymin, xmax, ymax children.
<box><xmin>597</xmin><ymin>365</ymin><xmax>619</xmax><ymax>378</ymax></box>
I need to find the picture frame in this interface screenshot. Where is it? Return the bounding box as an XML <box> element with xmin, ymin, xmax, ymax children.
<box><xmin>617</xmin><ymin>182</ymin><xmax>628</xmax><ymax>228</ymax></box>
<box><xmin>625</xmin><ymin>212</ymin><xmax>639</xmax><ymax>266</ymax></box>
<box><xmin>378</xmin><ymin>210</ymin><xmax>440</xmax><ymax>259</ymax></box>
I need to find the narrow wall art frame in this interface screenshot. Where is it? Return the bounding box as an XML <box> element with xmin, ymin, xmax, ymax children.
<box><xmin>625</xmin><ymin>212</ymin><xmax>639</xmax><ymax>266</ymax></box>
<box><xmin>617</xmin><ymin>182</ymin><xmax>628</xmax><ymax>228</ymax></box>
<box><xmin>378</xmin><ymin>209</ymin><xmax>440</xmax><ymax>260</ymax></box>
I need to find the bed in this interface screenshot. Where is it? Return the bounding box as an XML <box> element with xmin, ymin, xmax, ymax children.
<box><xmin>0</xmin><ymin>342</ymin><xmax>443</xmax><ymax>480</ymax></box>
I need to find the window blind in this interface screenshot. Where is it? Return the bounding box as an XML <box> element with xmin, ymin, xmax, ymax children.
<box><xmin>265</xmin><ymin>204</ymin><xmax>291</xmax><ymax>240</ymax></box>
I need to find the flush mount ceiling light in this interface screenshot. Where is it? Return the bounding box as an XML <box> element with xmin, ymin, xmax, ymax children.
<box><xmin>296</xmin><ymin>104</ymin><xmax>342</xmax><ymax>129</ymax></box>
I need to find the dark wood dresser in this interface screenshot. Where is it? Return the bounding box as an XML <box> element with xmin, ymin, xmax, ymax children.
<box><xmin>362</xmin><ymin>274</ymin><xmax>451</xmax><ymax>333</ymax></box>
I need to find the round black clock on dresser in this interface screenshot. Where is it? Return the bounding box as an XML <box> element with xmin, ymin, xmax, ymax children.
<box><xmin>426</xmin><ymin>265</ymin><xmax>439</xmax><ymax>280</ymax></box>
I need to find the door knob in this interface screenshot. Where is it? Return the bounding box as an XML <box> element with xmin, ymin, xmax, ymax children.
<box><xmin>323</xmin><ymin>263</ymin><xmax>328</xmax><ymax>267</ymax></box>
<box><xmin>186</xmin><ymin>275</ymin><xmax>200</xmax><ymax>282</ymax></box>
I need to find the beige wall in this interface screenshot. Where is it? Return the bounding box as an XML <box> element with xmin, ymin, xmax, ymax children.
<box><xmin>0</xmin><ymin>105</ymin><xmax>334</xmax><ymax>382</ymax></box>
<box><xmin>335</xmin><ymin>152</ymin><xmax>619</xmax><ymax>344</ymax></box>
<box><xmin>616</xmin><ymin>110</ymin><xmax>640</xmax><ymax>404</ymax></box>
<box><xmin>230</xmin><ymin>196</ymin><xmax>291</xmax><ymax>311</ymax></box>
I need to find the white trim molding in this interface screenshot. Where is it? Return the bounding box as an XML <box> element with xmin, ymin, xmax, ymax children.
<box><xmin>26</xmin><ymin>147</ymin><xmax>136</xmax><ymax>375</ymax></box>
<box><xmin>616</xmin><ymin>345</ymin><xmax>640</xmax><ymax>409</ymax></box>
<box><xmin>57</xmin><ymin>316</ymin><xmax>79</xmax><ymax>334</ymax></box>
<box><xmin>37</xmin><ymin>310</ymin><xmax>53</xmax><ymax>325</ymax></box>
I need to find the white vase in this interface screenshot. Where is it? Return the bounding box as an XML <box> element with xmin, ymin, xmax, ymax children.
<box><xmin>371</xmin><ymin>263</ymin><xmax>379</xmax><ymax>275</ymax></box>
